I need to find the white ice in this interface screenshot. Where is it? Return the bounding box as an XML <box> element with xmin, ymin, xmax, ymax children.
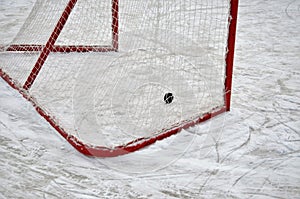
<box><xmin>0</xmin><ymin>0</ymin><xmax>299</xmax><ymax>198</ymax></box>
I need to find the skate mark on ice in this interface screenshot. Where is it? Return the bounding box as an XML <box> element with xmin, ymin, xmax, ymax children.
<box><xmin>285</xmin><ymin>0</ymin><xmax>300</xmax><ymax>20</ymax></box>
<box><xmin>220</xmin><ymin>129</ymin><xmax>252</xmax><ymax>164</ymax></box>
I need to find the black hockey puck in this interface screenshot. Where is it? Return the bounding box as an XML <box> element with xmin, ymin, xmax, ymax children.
<box><xmin>164</xmin><ymin>93</ymin><xmax>174</xmax><ymax>104</ymax></box>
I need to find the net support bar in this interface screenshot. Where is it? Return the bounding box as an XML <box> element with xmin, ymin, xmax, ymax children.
<box><xmin>23</xmin><ymin>0</ymin><xmax>78</xmax><ymax>90</ymax></box>
<box><xmin>112</xmin><ymin>0</ymin><xmax>119</xmax><ymax>49</ymax></box>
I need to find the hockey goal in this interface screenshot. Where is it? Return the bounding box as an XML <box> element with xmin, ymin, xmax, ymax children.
<box><xmin>0</xmin><ymin>0</ymin><xmax>239</xmax><ymax>157</ymax></box>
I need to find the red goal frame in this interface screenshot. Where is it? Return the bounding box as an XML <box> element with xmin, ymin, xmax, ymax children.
<box><xmin>0</xmin><ymin>0</ymin><xmax>239</xmax><ymax>157</ymax></box>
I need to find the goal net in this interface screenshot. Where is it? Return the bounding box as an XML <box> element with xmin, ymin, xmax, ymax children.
<box><xmin>0</xmin><ymin>0</ymin><xmax>238</xmax><ymax>157</ymax></box>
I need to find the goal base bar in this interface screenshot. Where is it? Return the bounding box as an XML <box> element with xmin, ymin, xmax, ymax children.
<box><xmin>0</xmin><ymin>68</ymin><xmax>227</xmax><ymax>157</ymax></box>
<box><xmin>3</xmin><ymin>44</ymin><xmax>117</xmax><ymax>53</ymax></box>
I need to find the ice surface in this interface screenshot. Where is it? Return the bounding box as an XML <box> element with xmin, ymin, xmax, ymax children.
<box><xmin>0</xmin><ymin>0</ymin><xmax>300</xmax><ymax>198</ymax></box>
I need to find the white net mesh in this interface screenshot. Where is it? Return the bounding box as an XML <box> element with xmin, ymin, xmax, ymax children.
<box><xmin>0</xmin><ymin>0</ymin><xmax>231</xmax><ymax>149</ymax></box>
